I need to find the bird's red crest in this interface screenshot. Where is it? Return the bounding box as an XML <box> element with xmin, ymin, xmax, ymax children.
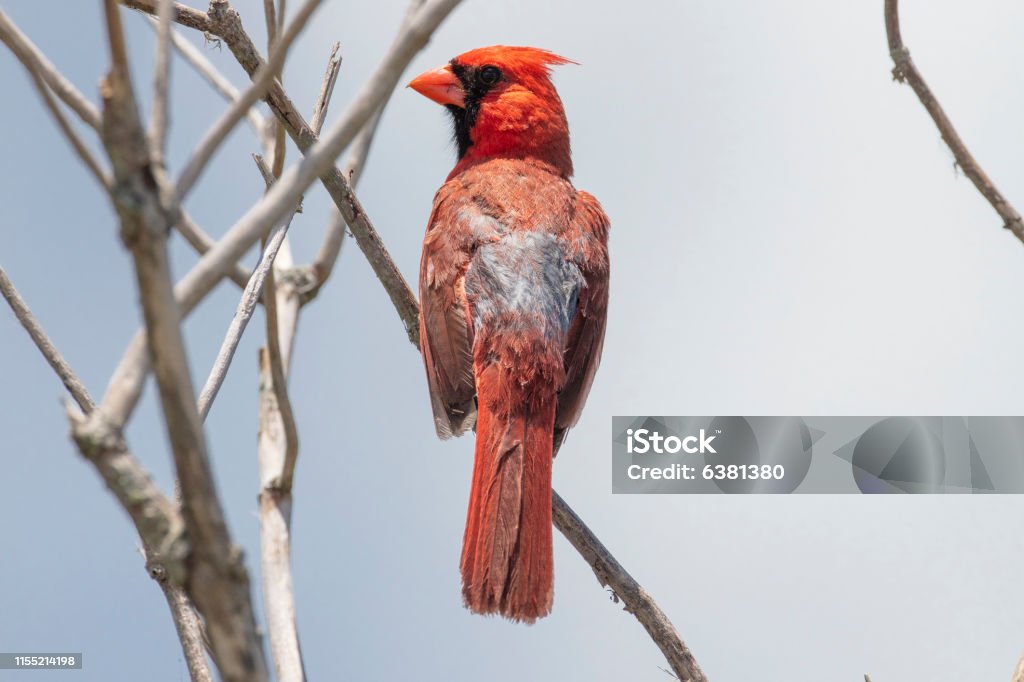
<box><xmin>452</xmin><ymin>45</ymin><xmax>577</xmax><ymax>78</ymax></box>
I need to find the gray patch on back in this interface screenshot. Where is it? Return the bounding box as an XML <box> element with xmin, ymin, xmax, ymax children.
<box><xmin>465</xmin><ymin>231</ymin><xmax>584</xmax><ymax>344</ymax></box>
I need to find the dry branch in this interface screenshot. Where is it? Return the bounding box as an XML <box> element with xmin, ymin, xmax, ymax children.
<box><xmin>884</xmin><ymin>0</ymin><xmax>1024</xmax><ymax>241</ymax></box>
<box><xmin>0</xmin><ymin>11</ymin><xmax>110</xmax><ymax>188</ymax></box>
<box><xmin>0</xmin><ymin>267</ymin><xmax>95</xmax><ymax>412</ymax></box>
<box><xmin>100</xmin><ymin>2</ymin><xmax>266</xmax><ymax>679</ymax></box>
<box><xmin>149</xmin><ymin>0</ymin><xmax>175</xmax><ymax>163</ymax></box>
<box><xmin>24</xmin><ymin>67</ymin><xmax>111</xmax><ymax>189</ymax></box>
<box><xmin>0</xmin><ymin>9</ymin><xmax>101</xmax><ymax>130</ymax></box>
<box><xmin>196</xmin><ymin>212</ymin><xmax>292</xmax><ymax>420</ymax></box>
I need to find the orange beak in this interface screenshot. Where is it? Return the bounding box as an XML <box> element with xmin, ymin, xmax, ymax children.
<box><xmin>407</xmin><ymin>65</ymin><xmax>465</xmax><ymax>108</ymax></box>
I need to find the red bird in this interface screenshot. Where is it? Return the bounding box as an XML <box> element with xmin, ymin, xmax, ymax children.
<box><xmin>409</xmin><ymin>46</ymin><xmax>609</xmax><ymax>623</ymax></box>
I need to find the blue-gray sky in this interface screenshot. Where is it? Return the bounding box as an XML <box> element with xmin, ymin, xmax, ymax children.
<box><xmin>2</xmin><ymin>1</ymin><xmax>1023</xmax><ymax>680</ymax></box>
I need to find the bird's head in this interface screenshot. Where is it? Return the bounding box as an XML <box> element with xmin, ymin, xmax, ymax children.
<box><xmin>408</xmin><ymin>46</ymin><xmax>576</xmax><ymax>177</ymax></box>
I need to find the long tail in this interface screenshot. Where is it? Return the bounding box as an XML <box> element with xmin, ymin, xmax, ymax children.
<box><xmin>460</xmin><ymin>364</ymin><xmax>556</xmax><ymax>623</ymax></box>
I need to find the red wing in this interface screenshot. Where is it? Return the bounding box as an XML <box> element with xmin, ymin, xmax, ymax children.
<box><xmin>555</xmin><ymin>190</ymin><xmax>610</xmax><ymax>441</ymax></box>
<box><xmin>419</xmin><ymin>186</ymin><xmax>504</xmax><ymax>439</ymax></box>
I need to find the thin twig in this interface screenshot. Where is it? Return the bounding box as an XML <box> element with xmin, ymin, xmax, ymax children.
<box><xmin>0</xmin><ymin>13</ymin><xmax>110</xmax><ymax>188</ymax></box>
<box><xmin>310</xmin><ymin>43</ymin><xmax>342</xmax><ymax>133</ymax></box>
<box><xmin>884</xmin><ymin>0</ymin><xmax>1024</xmax><ymax>241</ymax></box>
<box><xmin>263</xmin><ymin>0</ymin><xmax>278</xmax><ymax>51</ymax></box>
<box><xmin>24</xmin><ymin>67</ymin><xmax>111</xmax><ymax>190</ymax></box>
<box><xmin>0</xmin><ymin>9</ymin><xmax>101</xmax><ymax>130</ymax></box>
<box><xmin>99</xmin><ymin>2</ymin><xmax>267</xmax><ymax>679</ymax></box>
<box><xmin>264</xmin><ymin>0</ymin><xmax>287</xmax><ymax>181</ymax></box>
<box><xmin>149</xmin><ymin>0</ymin><xmax>175</xmax><ymax>164</ymax></box>
<box><xmin>1012</xmin><ymin>654</ymin><xmax>1024</xmax><ymax>682</ymax></box>
<box><xmin>175</xmin><ymin>0</ymin><xmax>326</xmax><ymax>200</ymax></box>
<box><xmin>0</xmin><ymin>267</ymin><xmax>94</xmax><ymax>414</ymax></box>
<box><xmin>196</xmin><ymin>212</ymin><xmax>292</xmax><ymax>420</ymax></box>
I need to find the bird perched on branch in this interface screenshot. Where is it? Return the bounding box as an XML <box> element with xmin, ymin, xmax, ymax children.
<box><xmin>409</xmin><ymin>46</ymin><xmax>609</xmax><ymax>623</ymax></box>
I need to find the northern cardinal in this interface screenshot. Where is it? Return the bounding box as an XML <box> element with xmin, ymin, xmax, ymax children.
<box><xmin>409</xmin><ymin>46</ymin><xmax>609</xmax><ymax>623</ymax></box>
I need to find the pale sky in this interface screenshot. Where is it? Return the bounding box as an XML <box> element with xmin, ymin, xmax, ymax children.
<box><xmin>2</xmin><ymin>1</ymin><xmax>1023</xmax><ymax>680</ymax></box>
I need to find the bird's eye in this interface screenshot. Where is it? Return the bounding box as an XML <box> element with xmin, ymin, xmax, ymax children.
<box><xmin>477</xmin><ymin>65</ymin><xmax>502</xmax><ymax>86</ymax></box>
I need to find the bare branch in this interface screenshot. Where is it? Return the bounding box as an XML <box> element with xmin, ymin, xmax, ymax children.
<box><xmin>553</xmin><ymin>492</ymin><xmax>707</xmax><ymax>682</ymax></box>
<box><xmin>885</xmin><ymin>0</ymin><xmax>1024</xmax><ymax>241</ymax></box>
<box><xmin>264</xmin><ymin>0</ymin><xmax>286</xmax><ymax>178</ymax></box>
<box><xmin>1012</xmin><ymin>654</ymin><xmax>1024</xmax><ymax>682</ymax></box>
<box><xmin>309</xmin><ymin>42</ymin><xmax>342</xmax><ymax>135</ymax></box>
<box><xmin>27</xmin><ymin>68</ymin><xmax>112</xmax><ymax>189</ymax></box>
<box><xmin>0</xmin><ymin>12</ymin><xmax>110</xmax><ymax>188</ymax></box>
<box><xmin>175</xmin><ymin>0</ymin><xmax>326</xmax><ymax>200</ymax></box>
<box><xmin>263</xmin><ymin>0</ymin><xmax>278</xmax><ymax>51</ymax></box>
<box><xmin>149</xmin><ymin>0</ymin><xmax>175</xmax><ymax>164</ymax></box>
<box><xmin>0</xmin><ymin>9</ymin><xmax>101</xmax><ymax>130</ymax></box>
<box><xmin>197</xmin><ymin>203</ymin><xmax>292</xmax><ymax>420</ymax></box>
<box><xmin>100</xmin><ymin>2</ymin><xmax>267</xmax><ymax>679</ymax></box>
<box><xmin>0</xmin><ymin>266</ymin><xmax>95</xmax><ymax>412</ymax></box>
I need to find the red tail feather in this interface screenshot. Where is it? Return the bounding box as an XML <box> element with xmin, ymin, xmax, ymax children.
<box><xmin>460</xmin><ymin>365</ymin><xmax>555</xmax><ymax>623</ymax></box>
